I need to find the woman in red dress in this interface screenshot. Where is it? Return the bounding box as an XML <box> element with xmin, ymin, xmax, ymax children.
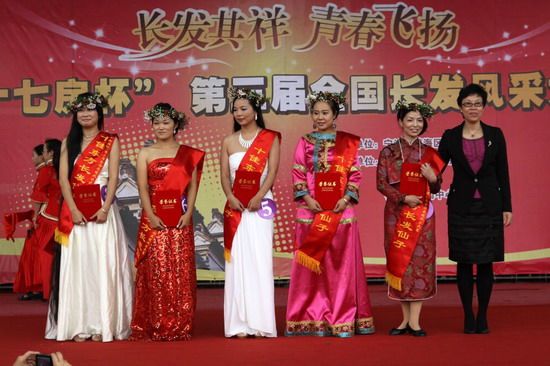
<box><xmin>32</xmin><ymin>138</ymin><xmax>62</xmax><ymax>300</ymax></box>
<box><xmin>13</xmin><ymin>144</ymin><xmax>46</xmax><ymax>300</ymax></box>
<box><xmin>131</xmin><ymin>103</ymin><xmax>204</xmax><ymax>341</ymax></box>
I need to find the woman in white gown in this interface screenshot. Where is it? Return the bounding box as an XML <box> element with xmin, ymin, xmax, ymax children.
<box><xmin>45</xmin><ymin>92</ymin><xmax>133</xmax><ymax>342</ymax></box>
<box><xmin>221</xmin><ymin>88</ymin><xmax>280</xmax><ymax>338</ymax></box>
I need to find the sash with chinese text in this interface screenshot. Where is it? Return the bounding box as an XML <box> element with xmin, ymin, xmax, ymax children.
<box><xmin>223</xmin><ymin>129</ymin><xmax>280</xmax><ymax>262</ymax></box>
<box><xmin>55</xmin><ymin>131</ymin><xmax>115</xmax><ymax>245</ymax></box>
<box><xmin>295</xmin><ymin>131</ymin><xmax>359</xmax><ymax>274</ymax></box>
<box><xmin>386</xmin><ymin>146</ymin><xmax>445</xmax><ymax>290</ymax></box>
<box><xmin>135</xmin><ymin>145</ymin><xmax>205</xmax><ymax>265</ymax></box>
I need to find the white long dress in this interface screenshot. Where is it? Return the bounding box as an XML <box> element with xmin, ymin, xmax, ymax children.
<box><xmin>224</xmin><ymin>152</ymin><xmax>277</xmax><ymax>337</ymax></box>
<box><xmin>45</xmin><ymin>158</ymin><xmax>134</xmax><ymax>342</ymax></box>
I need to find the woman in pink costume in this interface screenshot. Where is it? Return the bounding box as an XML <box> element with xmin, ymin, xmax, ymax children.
<box><xmin>285</xmin><ymin>91</ymin><xmax>375</xmax><ymax>337</ymax></box>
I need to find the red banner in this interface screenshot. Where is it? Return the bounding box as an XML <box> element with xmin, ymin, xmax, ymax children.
<box><xmin>0</xmin><ymin>0</ymin><xmax>549</xmax><ymax>282</ymax></box>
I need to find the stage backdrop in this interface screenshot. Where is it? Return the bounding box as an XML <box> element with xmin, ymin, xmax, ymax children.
<box><xmin>1</xmin><ymin>0</ymin><xmax>549</xmax><ymax>282</ymax></box>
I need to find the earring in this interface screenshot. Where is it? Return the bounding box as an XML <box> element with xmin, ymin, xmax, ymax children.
<box><xmin>332</xmin><ymin>122</ymin><xmax>337</xmax><ymax>129</ymax></box>
<box><xmin>255</xmin><ymin>114</ymin><xmax>258</xmax><ymax>121</ymax></box>
<box><xmin>173</xmin><ymin>128</ymin><xmax>177</xmax><ymax>135</ymax></box>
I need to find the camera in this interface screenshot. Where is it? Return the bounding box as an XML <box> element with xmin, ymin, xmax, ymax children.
<box><xmin>36</xmin><ymin>354</ymin><xmax>53</xmax><ymax>366</ymax></box>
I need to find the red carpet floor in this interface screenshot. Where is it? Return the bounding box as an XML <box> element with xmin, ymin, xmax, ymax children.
<box><xmin>1</xmin><ymin>282</ymin><xmax>549</xmax><ymax>366</ymax></box>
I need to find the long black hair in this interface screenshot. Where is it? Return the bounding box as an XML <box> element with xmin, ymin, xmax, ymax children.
<box><xmin>66</xmin><ymin>92</ymin><xmax>104</xmax><ymax>178</ymax></box>
<box><xmin>231</xmin><ymin>98</ymin><xmax>266</xmax><ymax>132</ymax></box>
<box><xmin>44</xmin><ymin>138</ymin><xmax>62</xmax><ymax>177</ymax></box>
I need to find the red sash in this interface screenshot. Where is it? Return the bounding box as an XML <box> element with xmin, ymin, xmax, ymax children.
<box><xmin>55</xmin><ymin>132</ymin><xmax>115</xmax><ymax>245</ymax></box>
<box><xmin>295</xmin><ymin>132</ymin><xmax>360</xmax><ymax>274</ymax></box>
<box><xmin>385</xmin><ymin>146</ymin><xmax>445</xmax><ymax>290</ymax></box>
<box><xmin>135</xmin><ymin>145</ymin><xmax>205</xmax><ymax>265</ymax></box>
<box><xmin>223</xmin><ymin>129</ymin><xmax>280</xmax><ymax>262</ymax></box>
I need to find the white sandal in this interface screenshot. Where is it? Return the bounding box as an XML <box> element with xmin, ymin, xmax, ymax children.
<box><xmin>91</xmin><ymin>334</ymin><xmax>103</xmax><ymax>342</ymax></box>
<box><xmin>73</xmin><ymin>334</ymin><xmax>90</xmax><ymax>342</ymax></box>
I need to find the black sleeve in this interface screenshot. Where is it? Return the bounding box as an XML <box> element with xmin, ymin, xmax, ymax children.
<box><xmin>495</xmin><ymin>128</ymin><xmax>512</xmax><ymax>212</ymax></box>
<box><xmin>438</xmin><ymin>129</ymin><xmax>452</xmax><ymax>174</ymax></box>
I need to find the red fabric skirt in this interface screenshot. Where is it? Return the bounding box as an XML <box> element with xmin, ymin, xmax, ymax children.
<box><xmin>13</xmin><ymin>228</ymin><xmax>40</xmax><ymax>294</ymax></box>
<box><xmin>34</xmin><ymin>216</ymin><xmax>57</xmax><ymax>299</ymax></box>
<box><xmin>131</xmin><ymin>225</ymin><xmax>196</xmax><ymax>341</ymax></box>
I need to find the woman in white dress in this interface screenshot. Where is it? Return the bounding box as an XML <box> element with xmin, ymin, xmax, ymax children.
<box><xmin>220</xmin><ymin>88</ymin><xmax>280</xmax><ymax>338</ymax></box>
<box><xmin>45</xmin><ymin>92</ymin><xmax>133</xmax><ymax>342</ymax></box>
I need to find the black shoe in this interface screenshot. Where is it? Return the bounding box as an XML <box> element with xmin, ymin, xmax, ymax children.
<box><xmin>389</xmin><ymin>326</ymin><xmax>410</xmax><ymax>336</ymax></box>
<box><xmin>18</xmin><ymin>292</ymin><xmax>34</xmax><ymax>301</ymax></box>
<box><xmin>409</xmin><ymin>327</ymin><xmax>427</xmax><ymax>337</ymax></box>
<box><xmin>464</xmin><ymin>315</ymin><xmax>476</xmax><ymax>334</ymax></box>
<box><xmin>476</xmin><ymin>317</ymin><xmax>489</xmax><ymax>334</ymax></box>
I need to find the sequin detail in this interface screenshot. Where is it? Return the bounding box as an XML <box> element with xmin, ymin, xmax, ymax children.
<box><xmin>130</xmin><ymin>159</ymin><xmax>196</xmax><ymax>341</ymax></box>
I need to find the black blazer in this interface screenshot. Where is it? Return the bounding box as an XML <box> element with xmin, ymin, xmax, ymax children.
<box><xmin>438</xmin><ymin>122</ymin><xmax>512</xmax><ymax>215</ymax></box>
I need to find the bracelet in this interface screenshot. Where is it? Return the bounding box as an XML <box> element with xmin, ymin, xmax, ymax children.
<box><xmin>100</xmin><ymin>207</ymin><xmax>108</xmax><ymax>213</ymax></box>
<box><xmin>342</xmin><ymin>196</ymin><xmax>349</xmax><ymax>203</ymax></box>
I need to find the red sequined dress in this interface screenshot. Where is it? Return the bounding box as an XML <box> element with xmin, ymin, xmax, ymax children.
<box><xmin>130</xmin><ymin>158</ymin><xmax>196</xmax><ymax>341</ymax></box>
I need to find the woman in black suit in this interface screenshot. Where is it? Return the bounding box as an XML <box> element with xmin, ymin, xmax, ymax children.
<box><xmin>438</xmin><ymin>83</ymin><xmax>512</xmax><ymax>334</ymax></box>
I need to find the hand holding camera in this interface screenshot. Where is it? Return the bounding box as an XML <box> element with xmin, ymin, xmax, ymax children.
<box><xmin>13</xmin><ymin>351</ymin><xmax>71</xmax><ymax>366</ymax></box>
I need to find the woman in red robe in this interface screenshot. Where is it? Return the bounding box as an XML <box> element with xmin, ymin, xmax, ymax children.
<box><xmin>376</xmin><ymin>101</ymin><xmax>442</xmax><ymax>336</ymax></box>
<box><xmin>13</xmin><ymin>144</ymin><xmax>46</xmax><ymax>300</ymax></box>
<box><xmin>131</xmin><ymin>103</ymin><xmax>204</xmax><ymax>341</ymax></box>
<box><xmin>32</xmin><ymin>138</ymin><xmax>62</xmax><ymax>300</ymax></box>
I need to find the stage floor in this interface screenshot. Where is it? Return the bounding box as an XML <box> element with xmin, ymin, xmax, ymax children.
<box><xmin>1</xmin><ymin>282</ymin><xmax>549</xmax><ymax>365</ymax></box>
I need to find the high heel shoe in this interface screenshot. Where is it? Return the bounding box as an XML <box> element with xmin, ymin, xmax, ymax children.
<box><xmin>409</xmin><ymin>327</ymin><xmax>427</xmax><ymax>337</ymax></box>
<box><xmin>464</xmin><ymin>315</ymin><xmax>476</xmax><ymax>334</ymax></box>
<box><xmin>476</xmin><ymin>317</ymin><xmax>490</xmax><ymax>334</ymax></box>
<box><xmin>389</xmin><ymin>325</ymin><xmax>410</xmax><ymax>336</ymax></box>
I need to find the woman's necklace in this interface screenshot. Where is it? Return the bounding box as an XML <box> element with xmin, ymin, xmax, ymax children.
<box><xmin>238</xmin><ymin>128</ymin><xmax>260</xmax><ymax>149</ymax></box>
<box><xmin>464</xmin><ymin>124</ymin><xmax>482</xmax><ymax>138</ymax></box>
<box><xmin>467</xmin><ymin>129</ymin><xmax>481</xmax><ymax>138</ymax></box>
<box><xmin>83</xmin><ymin>131</ymin><xmax>99</xmax><ymax>142</ymax></box>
